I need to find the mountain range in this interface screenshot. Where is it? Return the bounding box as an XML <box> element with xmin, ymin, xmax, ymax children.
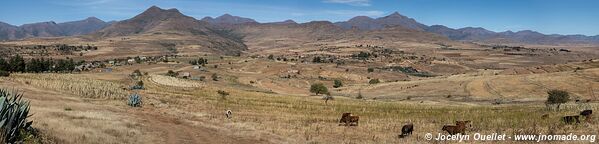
<box><xmin>1</xmin><ymin>6</ymin><xmax>598</xmax><ymax>45</ymax></box>
<box><xmin>0</xmin><ymin>17</ymin><xmax>111</xmax><ymax>40</ymax></box>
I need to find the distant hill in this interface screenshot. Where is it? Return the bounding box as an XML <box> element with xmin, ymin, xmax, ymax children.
<box><xmin>0</xmin><ymin>17</ymin><xmax>111</xmax><ymax>40</ymax></box>
<box><xmin>92</xmin><ymin>6</ymin><xmax>247</xmax><ymax>55</ymax></box>
<box><xmin>201</xmin><ymin>14</ymin><xmax>258</xmax><ymax>25</ymax></box>
<box><xmin>334</xmin><ymin>12</ymin><xmax>427</xmax><ymax>31</ymax></box>
<box><xmin>335</xmin><ymin>12</ymin><xmax>599</xmax><ymax>45</ymax></box>
<box><xmin>2</xmin><ymin>7</ymin><xmax>598</xmax><ymax>45</ymax></box>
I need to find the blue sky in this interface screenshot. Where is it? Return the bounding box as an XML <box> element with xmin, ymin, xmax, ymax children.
<box><xmin>1</xmin><ymin>0</ymin><xmax>598</xmax><ymax>36</ymax></box>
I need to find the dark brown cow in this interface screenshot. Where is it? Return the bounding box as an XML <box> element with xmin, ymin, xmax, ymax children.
<box><xmin>580</xmin><ymin>110</ymin><xmax>593</xmax><ymax>117</ymax></box>
<box><xmin>399</xmin><ymin>123</ymin><xmax>414</xmax><ymax>138</ymax></box>
<box><xmin>339</xmin><ymin>113</ymin><xmax>352</xmax><ymax>123</ymax></box>
<box><xmin>339</xmin><ymin>113</ymin><xmax>359</xmax><ymax>126</ymax></box>
<box><xmin>562</xmin><ymin>115</ymin><xmax>580</xmax><ymax>124</ymax></box>
<box><xmin>442</xmin><ymin>121</ymin><xmax>471</xmax><ymax>135</ymax></box>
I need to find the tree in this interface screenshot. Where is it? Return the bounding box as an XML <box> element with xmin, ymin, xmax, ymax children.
<box><xmin>369</xmin><ymin>79</ymin><xmax>380</xmax><ymax>85</ymax></box>
<box><xmin>546</xmin><ymin>89</ymin><xmax>570</xmax><ymax>109</ymax></box>
<box><xmin>212</xmin><ymin>73</ymin><xmax>219</xmax><ymax>81</ymax></box>
<box><xmin>166</xmin><ymin>70</ymin><xmax>177</xmax><ymax>77</ymax></box>
<box><xmin>267</xmin><ymin>54</ymin><xmax>274</xmax><ymax>60</ymax></box>
<box><xmin>310</xmin><ymin>83</ymin><xmax>328</xmax><ymax>95</ymax></box>
<box><xmin>217</xmin><ymin>90</ymin><xmax>230</xmax><ymax>99</ymax></box>
<box><xmin>312</xmin><ymin>56</ymin><xmax>322</xmax><ymax>63</ymax></box>
<box><xmin>333</xmin><ymin>79</ymin><xmax>343</xmax><ymax>88</ymax></box>
<box><xmin>322</xmin><ymin>93</ymin><xmax>334</xmax><ymax>104</ymax></box>
<box><xmin>0</xmin><ymin>58</ymin><xmax>8</xmax><ymax>71</ymax></box>
<box><xmin>8</xmin><ymin>54</ymin><xmax>25</xmax><ymax>72</ymax></box>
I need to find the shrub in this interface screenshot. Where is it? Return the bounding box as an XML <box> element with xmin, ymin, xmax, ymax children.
<box><xmin>367</xmin><ymin>68</ymin><xmax>374</xmax><ymax>73</ymax></box>
<box><xmin>333</xmin><ymin>79</ymin><xmax>343</xmax><ymax>88</ymax></box>
<box><xmin>0</xmin><ymin>70</ymin><xmax>9</xmax><ymax>77</ymax></box>
<box><xmin>212</xmin><ymin>73</ymin><xmax>219</xmax><ymax>81</ymax></box>
<box><xmin>132</xmin><ymin>69</ymin><xmax>142</xmax><ymax>76</ymax></box>
<box><xmin>356</xmin><ymin>92</ymin><xmax>363</xmax><ymax>99</ymax></box>
<box><xmin>166</xmin><ymin>70</ymin><xmax>177</xmax><ymax>77</ymax></box>
<box><xmin>546</xmin><ymin>90</ymin><xmax>569</xmax><ymax>108</ymax></box>
<box><xmin>0</xmin><ymin>89</ymin><xmax>33</xmax><ymax>143</ymax></box>
<box><xmin>217</xmin><ymin>90</ymin><xmax>230</xmax><ymax>99</ymax></box>
<box><xmin>310</xmin><ymin>83</ymin><xmax>328</xmax><ymax>95</ymax></box>
<box><xmin>369</xmin><ymin>79</ymin><xmax>380</xmax><ymax>84</ymax></box>
<box><xmin>128</xmin><ymin>93</ymin><xmax>142</xmax><ymax>107</ymax></box>
<box><xmin>322</xmin><ymin>94</ymin><xmax>334</xmax><ymax>104</ymax></box>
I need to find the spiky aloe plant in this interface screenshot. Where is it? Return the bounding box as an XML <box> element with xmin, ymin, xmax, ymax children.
<box><xmin>128</xmin><ymin>93</ymin><xmax>142</xmax><ymax>107</ymax></box>
<box><xmin>0</xmin><ymin>89</ymin><xmax>33</xmax><ymax>143</ymax></box>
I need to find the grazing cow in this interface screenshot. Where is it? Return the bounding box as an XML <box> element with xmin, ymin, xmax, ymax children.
<box><xmin>442</xmin><ymin>121</ymin><xmax>471</xmax><ymax>135</ymax></box>
<box><xmin>399</xmin><ymin>123</ymin><xmax>414</xmax><ymax>138</ymax></box>
<box><xmin>339</xmin><ymin>113</ymin><xmax>359</xmax><ymax>126</ymax></box>
<box><xmin>225</xmin><ymin>110</ymin><xmax>232</xmax><ymax>119</ymax></box>
<box><xmin>562</xmin><ymin>115</ymin><xmax>580</xmax><ymax>124</ymax></box>
<box><xmin>339</xmin><ymin>113</ymin><xmax>352</xmax><ymax>123</ymax></box>
<box><xmin>580</xmin><ymin>110</ymin><xmax>593</xmax><ymax>117</ymax></box>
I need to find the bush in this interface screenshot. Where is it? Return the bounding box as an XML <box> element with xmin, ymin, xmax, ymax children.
<box><xmin>369</xmin><ymin>79</ymin><xmax>380</xmax><ymax>84</ymax></box>
<box><xmin>217</xmin><ymin>90</ymin><xmax>230</xmax><ymax>99</ymax></box>
<box><xmin>212</xmin><ymin>73</ymin><xmax>219</xmax><ymax>81</ymax></box>
<box><xmin>333</xmin><ymin>79</ymin><xmax>343</xmax><ymax>88</ymax></box>
<box><xmin>546</xmin><ymin>90</ymin><xmax>569</xmax><ymax>107</ymax></box>
<box><xmin>128</xmin><ymin>93</ymin><xmax>142</xmax><ymax>107</ymax></box>
<box><xmin>310</xmin><ymin>83</ymin><xmax>328</xmax><ymax>95</ymax></box>
<box><xmin>0</xmin><ymin>70</ymin><xmax>9</xmax><ymax>77</ymax></box>
<box><xmin>356</xmin><ymin>92</ymin><xmax>363</xmax><ymax>99</ymax></box>
<box><xmin>0</xmin><ymin>89</ymin><xmax>33</xmax><ymax>143</ymax></box>
<box><xmin>367</xmin><ymin>68</ymin><xmax>374</xmax><ymax>73</ymax></box>
<box><xmin>166</xmin><ymin>70</ymin><xmax>177</xmax><ymax>77</ymax></box>
<box><xmin>132</xmin><ymin>69</ymin><xmax>142</xmax><ymax>76</ymax></box>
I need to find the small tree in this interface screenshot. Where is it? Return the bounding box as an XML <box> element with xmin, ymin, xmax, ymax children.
<box><xmin>212</xmin><ymin>73</ymin><xmax>219</xmax><ymax>81</ymax></box>
<box><xmin>322</xmin><ymin>93</ymin><xmax>334</xmax><ymax>104</ymax></box>
<box><xmin>333</xmin><ymin>79</ymin><xmax>343</xmax><ymax>88</ymax></box>
<box><xmin>166</xmin><ymin>70</ymin><xmax>177</xmax><ymax>77</ymax></box>
<box><xmin>367</xmin><ymin>68</ymin><xmax>374</xmax><ymax>73</ymax></box>
<box><xmin>0</xmin><ymin>70</ymin><xmax>9</xmax><ymax>77</ymax></box>
<box><xmin>369</xmin><ymin>79</ymin><xmax>380</xmax><ymax>84</ymax></box>
<box><xmin>310</xmin><ymin>83</ymin><xmax>328</xmax><ymax>95</ymax></box>
<box><xmin>217</xmin><ymin>90</ymin><xmax>229</xmax><ymax>99</ymax></box>
<box><xmin>356</xmin><ymin>91</ymin><xmax>363</xmax><ymax>99</ymax></box>
<box><xmin>546</xmin><ymin>89</ymin><xmax>570</xmax><ymax>109</ymax></box>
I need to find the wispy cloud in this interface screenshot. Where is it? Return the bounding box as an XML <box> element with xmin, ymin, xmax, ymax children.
<box><xmin>324</xmin><ymin>10</ymin><xmax>384</xmax><ymax>17</ymax></box>
<box><xmin>323</xmin><ymin>0</ymin><xmax>371</xmax><ymax>6</ymax></box>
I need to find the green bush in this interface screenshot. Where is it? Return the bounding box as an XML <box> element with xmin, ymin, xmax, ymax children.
<box><xmin>310</xmin><ymin>83</ymin><xmax>328</xmax><ymax>95</ymax></box>
<box><xmin>546</xmin><ymin>89</ymin><xmax>569</xmax><ymax>107</ymax></box>
<box><xmin>333</xmin><ymin>79</ymin><xmax>343</xmax><ymax>88</ymax></box>
<box><xmin>166</xmin><ymin>70</ymin><xmax>177</xmax><ymax>77</ymax></box>
<box><xmin>0</xmin><ymin>70</ymin><xmax>9</xmax><ymax>77</ymax></box>
<box><xmin>0</xmin><ymin>89</ymin><xmax>33</xmax><ymax>143</ymax></box>
<box><xmin>369</xmin><ymin>79</ymin><xmax>380</xmax><ymax>84</ymax></box>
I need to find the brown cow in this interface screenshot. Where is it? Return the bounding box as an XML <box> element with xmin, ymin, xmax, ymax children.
<box><xmin>339</xmin><ymin>113</ymin><xmax>359</xmax><ymax>126</ymax></box>
<box><xmin>442</xmin><ymin>121</ymin><xmax>471</xmax><ymax>135</ymax></box>
<box><xmin>399</xmin><ymin>123</ymin><xmax>414</xmax><ymax>138</ymax></box>
<box><xmin>562</xmin><ymin>115</ymin><xmax>580</xmax><ymax>124</ymax></box>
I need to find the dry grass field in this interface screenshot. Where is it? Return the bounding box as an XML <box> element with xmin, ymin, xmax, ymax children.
<box><xmin>1</xmin><ymin>54</ymin><xmax>598</xmax><ymax>143</ymax></box>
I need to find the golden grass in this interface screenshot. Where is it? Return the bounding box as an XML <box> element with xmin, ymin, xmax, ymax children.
<box><xmin>5</xmin><ymin>73</ymin><xmax>127</xmax><ymax>99</ymax></box>
<box><xmin>143</xmin><ymin>79</ymin><xmax>599</xmax><ymax>143</ymax></box>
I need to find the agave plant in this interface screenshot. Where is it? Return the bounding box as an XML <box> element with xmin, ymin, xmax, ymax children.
<box><xmin>0</xmin><ymin>89</ymin><xmax>33</xmax><ymax>143</ymax></box>
<box><xmin>128</xmin><ymin>93</ymin><xmax>142</xmax><ymax>107</ymax></box>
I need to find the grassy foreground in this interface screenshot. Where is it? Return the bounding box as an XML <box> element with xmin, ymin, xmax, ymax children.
<box><xmin>4</xmin><ymin>73</ymin><xmax>598</xmax><ymax>143</ymax></box>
